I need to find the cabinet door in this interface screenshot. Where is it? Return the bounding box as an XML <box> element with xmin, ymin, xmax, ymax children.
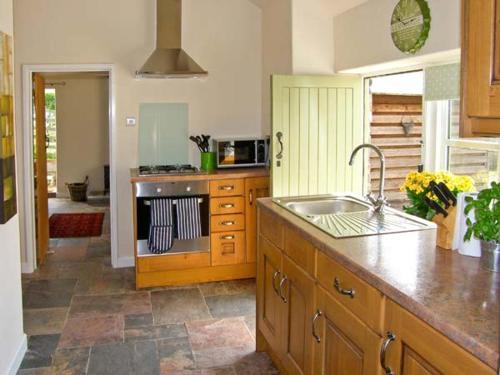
<box><xmin>313</xmin><ymin>286</ymin><xmax>382</xmax><ymax>375</ymax></box>
<box><xmin>462</xmin><ymin>0</ymin><xmax>500</xmax><ymax>134</ymax></box>
<box><xmin>245</xmin><ymin>177</ymin><xmax>269</xmax><ymax>263</ymax></box>
<box><xmin>280</xmin><ymin>256</ymin><xmax>316</xmax><ymax>375</ymax></box>
<box><xmin>384</xmin><ymin>300</ymin><xmax>495</xmax><ymax>375</ymax></box>
<box><xmin>257</xmin><ymin>235</ymin><xmax>284</xmax><ymax>350</ymax></box>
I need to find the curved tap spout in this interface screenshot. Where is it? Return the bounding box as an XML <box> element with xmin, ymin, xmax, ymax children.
<box><xmin>349</xmin><ymin>143</ymin><xmax>387</xmax><ymax>212</ymax></box>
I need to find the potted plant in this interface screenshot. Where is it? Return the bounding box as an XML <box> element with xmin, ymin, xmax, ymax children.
<box><xmin>401</xmin><ymin>171</ymin><xmax>475</xmax><ymax>220</ymax></box>
<box><xmin>464</xmin><ymin>181</ymin><xmax>500</xmax><ymax>272</ymax></box>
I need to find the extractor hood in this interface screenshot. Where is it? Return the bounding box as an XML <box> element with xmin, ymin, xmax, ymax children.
<box><xmin>136</xmin><ymin>0</ymin><xmax>208</xmax><ymax>78</ymax></box>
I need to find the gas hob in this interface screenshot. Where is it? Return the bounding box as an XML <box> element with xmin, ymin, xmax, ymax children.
<box><xmin>138</xmin><ymin>164</ymin><xmax>207</xmax><ymax>176</ymax></box>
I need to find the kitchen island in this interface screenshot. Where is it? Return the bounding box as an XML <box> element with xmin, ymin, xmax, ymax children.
<box><xmin>256</xmin><ymin>198</ymin><xmax>498</xmax><ymax>374</ymax></box>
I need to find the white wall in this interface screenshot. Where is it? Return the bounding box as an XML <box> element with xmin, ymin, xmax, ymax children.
<box><xmin>334</xmin><ymin>0</ymin><xmax>461</xmax><ymax>72</ymax></box>
<box><xmin>0</xmin><ymin>1</ymin><xmax>26</xmax><ymax>374</ymax></box>
<box><xmin>14</xmin><ymin>0</ymin><xmax>262</xmax><ymax>264</ymax></box>
<box><xmin>50</xmin><ymin>76</ymin><xmax>109</xmax><ymax>195</ymax></box>
<box><xmin>261</xmin><ymin>0</ymin><xmax>293</xmax><ymax>134</ymax></box>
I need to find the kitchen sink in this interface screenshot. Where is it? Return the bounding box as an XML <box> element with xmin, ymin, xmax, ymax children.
<box><xmin>273</xmin><ymin>195</ymin><xmax>436</xmax><ymax>238</ymax></box>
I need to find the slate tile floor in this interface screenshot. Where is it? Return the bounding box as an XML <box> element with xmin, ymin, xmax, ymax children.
<box><xmin>19</xmin><ymin>198</ymin><xmax>278</xmax><ymax>374</ymax></box>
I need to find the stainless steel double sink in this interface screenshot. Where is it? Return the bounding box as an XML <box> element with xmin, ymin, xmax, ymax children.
<box><xmin>273</xmin><ymin>195</ymin><xmax>436</xmax><ymax>238</ymax></box>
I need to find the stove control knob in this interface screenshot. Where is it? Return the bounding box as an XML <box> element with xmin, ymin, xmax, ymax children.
<box><xmin>186</xmin><ymin>186</ymin><xmax>192</xmax><ymax>192</ymax></box>
<box><xmin>156</xmin><ymin>188</ymin><xmax>162</xmax><ymax>193</ymax></box>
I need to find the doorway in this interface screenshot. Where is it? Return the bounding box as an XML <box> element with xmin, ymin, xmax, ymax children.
<box><xmin>21</xmin><ymin>64</ymin><xmax>117</xmax><ymax>273</ymax></box>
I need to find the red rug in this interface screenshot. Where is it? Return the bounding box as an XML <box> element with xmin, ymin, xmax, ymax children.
<box><xmin>49</xmin><ymin>213</ymin><xmax>105</xmax><ymax>238</ymax></box>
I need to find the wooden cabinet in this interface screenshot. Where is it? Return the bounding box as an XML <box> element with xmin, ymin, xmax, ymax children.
<box><xmin>245</xmin><ymin>176</ymin><xmax>270</xmax><ymax>263</ymax></box>
<box><xmin>257</xmin><ymin>208</ymin><xmax>496</xmax><ymax>375</ymax></box>
<box><xmin>313</xmin><ymin>286</ymin><xmax>382</xmax><ymax>375</ymax></box>
<box><xmin>461</xmin><ymin>0</ymin><xmax>500</xmax><ymax>135</ymax></box>
<box><xmin>257</xmin><ymin>235</ymin><xmax>284</xmax><ymax>351</ymax></box>
<box><xmin>384</xmin><ymin>300</ymin><xmax>495</xmax><ymax>375</ymax></box>
<box><xmin>281</xmin><ymin>256</ymin><xmax>316</xmax><ymax>375</ymax></box>
<box><xmin>210</xmin><ymin>231</ymin><xmax>245</xmax><ymax>266</ymax></box>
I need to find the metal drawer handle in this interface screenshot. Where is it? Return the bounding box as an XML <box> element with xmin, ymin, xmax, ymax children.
<box><xmin>219</xmin><ymin>185</ymin><xmax>234</xmax><ymax>191</ymax></box>
<box><xmin>380</xmin><ymin>332</ymin><xmax>396</xmax><ymax>375</ymax></box>
<box><xmin>312</xmin><ymin>309</ymin><xmax>323</xmax><ymax>343</ymax></box>
<box><xmin>279</xmin><ymin>275</ymin><xmax>288</xmax><ymax>303</ymax></box>
<box><xmin>334</xmin><ymin>277</ymin><xmax>355</xmax><ymax>298</ymax></box>
<box><xmin>220</xmin><ymin>203</ymin><xmax>235</xmax><ymax>208</ymax></box>
<box><xmin>220</xmin><ymin>220</ymin><xmax>235</xmax><ymax>226</ymax></box>
<box><xmin>276</xmin><ymin>131</ymin><xmax>283</xmax><ymax>160</ymax></box>
<box><xmin>272</xmin><ymin>270</ymin><xmax>281</xmax><ymax>296</ymax></box>
<box><xmin>220</xmin><ymin>235</ymin><xmax>235</xmax><ymax>240</ymax></box>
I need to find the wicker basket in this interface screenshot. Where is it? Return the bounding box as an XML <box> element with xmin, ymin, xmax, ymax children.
<box><xmin>66</xmin><ymin>176</ymin><xmax>89</xmax><ymax>202</ymax></box>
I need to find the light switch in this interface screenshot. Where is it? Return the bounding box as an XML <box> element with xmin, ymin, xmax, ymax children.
<box><xmin>126</xmin><ymin>117</ymin><xmax>136</xmax><ymax>127</ymax></box>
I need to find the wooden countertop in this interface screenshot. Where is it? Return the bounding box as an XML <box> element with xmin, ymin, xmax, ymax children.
<box><xmin>258</xmin><ymin>198</ymin><xmax>499</xmax><ymax>370</ymax></box>
<box><xmin>130</xmin><ymin>167</ymin><xmax>269</xmax><ymax>183</ymax></box>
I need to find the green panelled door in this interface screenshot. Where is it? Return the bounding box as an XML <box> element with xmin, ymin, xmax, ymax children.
<box><xmin>271</xmin><ymin>75</ymin><xmax>365</xmax><ymax>197</ymax></box>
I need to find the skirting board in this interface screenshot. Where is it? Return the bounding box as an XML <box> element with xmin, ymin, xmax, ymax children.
<box><xmin>115</xmin><ymin>256</ymin><xmax>134</xmax><ymax>268</ymax></box>
<box><xmin>21</xmin><ymin>262</ymin><xmax>34</xmax><ymax>274</ymax></box>
<box><xmin>7</xmin><ymin>334</ymin><xmax>27</xmax><ymax>375</ymax></box>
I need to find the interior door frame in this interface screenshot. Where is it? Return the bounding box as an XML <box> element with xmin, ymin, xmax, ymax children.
<box><xmin>21</xmin><ymin>64</ymin><xmax>118</xmax><ymax>272</ymax></box>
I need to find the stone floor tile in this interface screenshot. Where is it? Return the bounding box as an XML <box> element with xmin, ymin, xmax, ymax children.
<box><xmin>223</xmin><ymin>280</ymin><xmax>256</xmax><ymax>296</ymax></box>
<box><xmin>23</xmin><ymin>279</ymin><xmax>77</xmax><ymax>309</ymax></box>
<box><xmin>69</xmin><ymin>292</ymin><xmax>151</xmax><ymax>318</ymax></box>
<box><xmin>198</xmin><ymin>282</ymin><xmax>230</xmax><ymax>297</ymax></box>
<box><xmin>125</xmin><ymin>323</ymin><xmax>187</xmax><ymax>342</ymax></box>
<box><xmin>151</xmin><ymin>288</ymin><xmax>211</xmax><ymax>325</ymax></box>
<box><xmin>87</xmin><ymin>341</ymin><xmax>159</xmax><ymax>375</ymax></box>
<box><xmin>124</xmin><ymin>313</ymin><xmax>154</xmax><ymax>329</ymax></box>
<box><xmin>233</xmin><ymin>352</ymin><xmax>279</xmax><ymax>375</ymax></box>
<box><xmin>204</xmin><ymin>294</ymin><xmax>255</xmax><ymax>319</ymax></box>
<box><xmin>52</xmin><ymin>347</ymin><xmax>90</xmax><ymax>375</ymax></box>
<box><xmin>47</xmin><ymin>246</ymin><xmax>87</xmax><ymax>263</ymax></box>
<box><xmin>87</xmin><ymin>241</ymin><xmax>111</xmax><ymax>258</ymax></box>
<box><xmin>20</xmin><ymin>334</ymin><xmax>60</xmax><ymax>369</ymax></box>
<box><xmin>186</xmin><ymin>318</ymin><xmax>254</xmax><ymax>351</ymax></box>
<box><xmin>193</xmin><ymin>345</ymin><xmax>255</xmax><ymax>370</ymax></box>
<box><xmin>74</xmin><ymin>275</ymin><xmax>126</xmax><ymax>296</ymax></box>
<box><xmin>243</xmin><ymin>315</ymin><xmax>256</xmax><ymax>339</ymax></box>
<box><xmin>57</xmin><ymin>238</ymin><xmax>90</xmax><ymax>247</ymax></box>
<box><xmin>23</xmin><ymin>307</ymin><xmax>68</xmax><ymax>335</ymax></box>
<box><xmin>157</xmin><ymin>337</ymin><xmax>195</xmax><ymax>373</ymax></box>
<box><xmin>56</xmin><ymin>261</ymin><xmax>103</xmax><ymax>280</ymax></box>
<box><xmin>58</xmin><ymin>315</ymin><xmax>123</xmax><ymax>349</ymax></box>
<box><xmin>17</xmin><ymin>367</ymin><xmax>54</xmax><ymax>375</ymax></box>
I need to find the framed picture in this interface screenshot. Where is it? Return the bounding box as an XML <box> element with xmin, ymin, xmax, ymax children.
<box><xmin>0</xmin><ymin>31</ymin><xmax>16</xmax><ymax>224</ymax></box>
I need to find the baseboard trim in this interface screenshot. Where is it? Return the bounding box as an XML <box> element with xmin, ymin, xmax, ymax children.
<box><xmin>7</xmin><ymin>333</ymin><xmax>27</xmax><ymax>375</ymax></box>
<box><xmin>115</xmin><ymin>256</ymin><xmax>134</xmax><ymax>268</ymax></box>
<box><xmin>21</xmin><ymin>262</ymin><xmax>34</xmax><ymax>274</ymax></box>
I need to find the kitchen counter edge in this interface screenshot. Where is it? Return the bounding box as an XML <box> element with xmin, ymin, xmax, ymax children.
<box><xmin>130</xmin><ymin>167</ymin><xmax>269</xmax><ymax>183</ymax></box>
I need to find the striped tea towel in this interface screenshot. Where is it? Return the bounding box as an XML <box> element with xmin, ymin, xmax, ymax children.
<box><xmin>148</xmin><ymin>198</ymin><xmax>174</xmax><ymax>253</ymax></box>
<box><xmin>176</xmin><ymin>197</ymin><xmax>202</xmax><ymax>240</ymax></box>
<box><xmin>150</xmin><ymin>198</ymin><xmax>174</xmax><ymax>226</ymax></box>
<box><xmin>148</xmin><ymin>226</ymin><xmax>174</xmax><ymax>254</ymax></box>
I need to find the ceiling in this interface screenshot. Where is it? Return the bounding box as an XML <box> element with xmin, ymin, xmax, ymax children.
<box><xmin>247</xmin><ymin>0</ymin><xmax>369</xmax><ymax>16</ymax></box>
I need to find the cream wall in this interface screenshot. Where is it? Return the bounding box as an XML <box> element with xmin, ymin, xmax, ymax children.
<box><xmin>50</xmin><ymin>76</ymin><xmax>109</xmax><ymax>195</ymax></box>
<box><xmin>14</xmin><ymin>0</ymin><xmax>262</xmax><ymax>264</ymax></box>
<box><xmin>334</xmin><ymin>0</ymin><xmax>461</xmax><ymax>72</ymax></box>
<box><xmin>0</xmin><ymin>0</ymin><xmax>26</xmax><ymax>373</ymax></box>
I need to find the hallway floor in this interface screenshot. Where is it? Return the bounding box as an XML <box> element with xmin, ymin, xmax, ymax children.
<box><xmin>19</xmin><ymin>198</ymin><xmax>277</xmax><ymax>374</ymax></box>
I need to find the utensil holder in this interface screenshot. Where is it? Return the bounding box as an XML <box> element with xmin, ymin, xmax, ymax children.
<box><xmin>200</xmin><ymin>152</ymin><xmax>216</xmax><ymax>171</ymax></box>
<box><xmin>433</xmin><ymin>206</ymin><xmax>456</xmax><ymax>250</ymax></box>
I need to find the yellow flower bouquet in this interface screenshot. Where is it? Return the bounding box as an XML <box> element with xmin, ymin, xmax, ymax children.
<box><xmin>401</xmin><ymin>171</ymin><xmax>475</xmax><ymax>220</ymax></box>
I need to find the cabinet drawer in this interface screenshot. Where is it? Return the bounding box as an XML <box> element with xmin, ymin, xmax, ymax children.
<box><xmin>211</xmin><ymin>231</ymin><xmax>245</xmax><ymax>266</ymax></box>
<box><xmin>210</xmin><ymin>214</ymin><xmax>245</xmax><ymax>232</ymax></box>
<box><xmin>210</xmin><ymin>196</ymin><xmax>245</xmax><ymax>215</ymax></box>
<box><xmin>259</xmin><ymin>209</ymin><xmax>284</xmax><ymax>249</ymax></box>
<box><xmin>316</xmin><ymin>251</ymin><xmax>384</xmax><ymax>334</ymax></box>
<box><xmin>137</xmin><ymin>252</ymin><xmax>210</xmax><ymax>273</ymax></box>
<box><xmin>210</xmin><ymin>179</ymin><xmax>244</xmax><ymax>197</ymax></box>
<box><xmin>284</xmin><ymin>226</ymin><xmax>316</xmax><ymax>276</ymax></box>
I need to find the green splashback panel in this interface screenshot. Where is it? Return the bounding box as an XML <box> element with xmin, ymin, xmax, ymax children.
<box><xmin>139</xmin><ymin>103</ymin><xmax>188</xmax><ymax>166</ymax></box>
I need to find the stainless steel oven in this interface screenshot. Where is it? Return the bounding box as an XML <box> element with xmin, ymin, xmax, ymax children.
<box><xmin>135</xmin><ymin>180</ymin><xmax>210</xmax><ymax>256</ymax></box>
<box><xmin>213</xmin><ymin>137</ymin><xmax>269</xmax><ymax>168</ymax></box>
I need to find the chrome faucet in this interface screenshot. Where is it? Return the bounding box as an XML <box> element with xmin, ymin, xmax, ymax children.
<box><xmin>349</xmin><ymin>143</ymin><xmax>387</xmax><ymax>212</ymax></box>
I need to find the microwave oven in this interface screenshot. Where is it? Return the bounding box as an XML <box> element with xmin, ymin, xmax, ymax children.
<box><xmin>213</xmin><ymin>137</ymin><xmax>269</xmax><ymax>168</ymax></box>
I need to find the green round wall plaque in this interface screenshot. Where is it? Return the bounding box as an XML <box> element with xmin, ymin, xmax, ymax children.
<box><xmin>391</xmin><ymin>0</ymin><xmax>431</xmax><ymax>54</ymax></box>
